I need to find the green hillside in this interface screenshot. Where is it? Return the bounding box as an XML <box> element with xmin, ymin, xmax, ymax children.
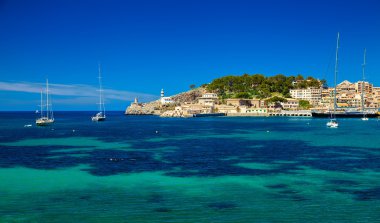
<box><xmin>205</xmin><ymin>73</ymin><xmax>325</xmax><ymax>99</ymax></box>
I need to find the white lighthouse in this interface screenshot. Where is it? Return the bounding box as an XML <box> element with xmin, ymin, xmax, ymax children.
<box><xmin>160</xmin><ymin>88</ymin><xmax>173</xmax><ymax>105</ymax></box>
<box><xmin>161</xmin><ymin>89</ymin><xmax>164</xmax><ymax>98</ymax></box>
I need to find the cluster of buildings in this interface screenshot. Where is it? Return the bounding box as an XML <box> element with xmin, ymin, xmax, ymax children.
<box><xmin>128</xmin><ymin>81</ymin><xmax>380</xmax><ymax>117</ymax></box>
<box><xmin>159</xmin><ymin>90</ymin><xmax>298</xmax><ymax>117</ymax></box>
<box><xmin>290</xmin><ymin>80</ymin><xmax>380</xmax><ymax>109</ymax></box>
<box><xmin>183</xmin><ymin>80</ymin><xmax>380</xmax><ymax>116</ymax></box>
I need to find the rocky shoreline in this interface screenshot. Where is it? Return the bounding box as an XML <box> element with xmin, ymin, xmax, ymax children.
<box><xmin>124</xmin><ymin>100</ymin><xmax>161</xmax><ymax>115</ymax></box>
<box><xmin>124</xmin><ymin>88</ymin><xmax>206</xmax><ymax>117</ymax></box>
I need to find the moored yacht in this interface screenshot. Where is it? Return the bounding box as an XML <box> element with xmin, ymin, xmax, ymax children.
<box><xmin>36</xmin><ymin>79</ymin><xmax>54</xmax><ymax>126</ymax></box>
<box><xmin>92</xmin><ymin>65</ymin><xmax>106</xmax><ymax>121</ymax></box>
<box><xmin>327</xmin><ymin>33</ymin><xmax>339</xmax><ymax>128</ymax></box>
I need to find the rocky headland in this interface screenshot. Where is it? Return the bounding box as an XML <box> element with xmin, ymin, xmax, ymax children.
<box><xmin>125</xmin><ymin>87</ymin><xmax>206</xmax><ymax>116</ymax></box>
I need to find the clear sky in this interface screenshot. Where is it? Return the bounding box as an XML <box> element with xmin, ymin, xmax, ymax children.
<box><xmin>0</xmin><ymin>0</ymin><xmax>379</xmax><ymax>111</ymax></box>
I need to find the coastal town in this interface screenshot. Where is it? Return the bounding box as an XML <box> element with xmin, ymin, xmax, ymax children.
<box><xmin>126</xmin><ymin>78</ymin><xmax>380</xmax><ymax>118</ymax></box>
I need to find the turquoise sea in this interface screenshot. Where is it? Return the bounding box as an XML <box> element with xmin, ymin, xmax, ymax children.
<box><xmin>0</xmin><ymin>111</ymin><xmax>379</xmax><ymax>222</ymax></box>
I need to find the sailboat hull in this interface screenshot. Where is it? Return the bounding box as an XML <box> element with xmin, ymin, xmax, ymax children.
<box><xmin>91</xmin><ymin>116</ymin><xmax>106</xmax><ymax>121</ymax></box>
<box><xmin>36</xmin><ymin>118</ymin><xmax>54</xmax><ymax>126</ymax></box>
<box><xmin>91</xmin><ymin>111</ymin><xmax>106</xmax><ymax>121</ymax></box>
<box><xmin>326</xmin><ymin>120</ymin><xmax>339</xmax><ymax>128</ymax></box>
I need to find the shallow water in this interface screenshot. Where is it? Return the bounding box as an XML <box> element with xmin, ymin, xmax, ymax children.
<box><xmin>0</xmin><ymin>112</ymin><xmax>379</xmax><ymax>222</ymax></box>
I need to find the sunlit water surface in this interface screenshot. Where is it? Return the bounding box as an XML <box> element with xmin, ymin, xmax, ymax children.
<box><xmin>0</xmin><ymin>112</ymin><xmax>379</xmax><ymax>222</ymax></box>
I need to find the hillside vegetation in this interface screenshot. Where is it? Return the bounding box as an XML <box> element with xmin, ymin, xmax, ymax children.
<box><xmin>205</xmin><ymin>74</ymin><xmax>324</xmax><ymax>99</ymax></box>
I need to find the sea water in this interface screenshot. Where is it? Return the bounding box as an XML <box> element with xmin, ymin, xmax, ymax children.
<box><xmin>0</xmin><ymin>111</ymin><xmax>379</xmax><ymax>222</ymax></box>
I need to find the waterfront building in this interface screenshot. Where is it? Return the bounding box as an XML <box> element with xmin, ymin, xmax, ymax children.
<box><xmin>337</xmin><ymin>102</ymin><xmax>349</xmax><ymax>108</ymax></box>
<box><xmin>336</xmin><ymin>80</ymin><xmax>373</xmax><ymax>95</ymax></box>
<box><xmin>281</xmin><ymin>99</ymin><xmax>299</xmax><ymax>110</ymax></box>
<box><xmin>290</xmin><ymin>87</ymin><xmax>322</xmax><ymax>105</ymax></box>
<box><xmin>371</xmin><ymin>87</ymin><xmax>380</xmax><ymax>108</ymax></box>
<box><xmin>349</xmin><ymin>94</ymin><xmax>363</xmax><ymax>108</ymax></box>
<box><xmin>356</xmin><ymin>81</ymin><xmax>373</xmax><ymax>94</ymax></box>
<box><xmin>215</xmin><ymin>104</ymin><xmax>238</xmax><ymax>114</ymax></box>
<box><xmin>329</xmin><ymin>80</ymin><xmax>376</xmax><ymax>109</ymax></box>
<box><xmin>321</xmin><ymin>88</ymin><xmax>333</xmax><ymax>98</ymax></box>
<box><xmin>337</xmin><ymin>80</ymin><xmax>356</xmax><ymax>93</ymax></box>
<box><xmin>321</xmin><ymin>87</ymin><xmax>334</xmax><ymax>97</ymax></box>
<box><xmin>373</xmin><ymin>87</ymin><xmax>380</xmax><ymax>95</ymax></box>
<box><xmin>180</xmin><ymin>103</ymin><xmax>212</xmax><ymax>115</ymax></box>
<box><xmin>198</xmin><ymin>93</ymin><xmax>218</xmax><ymax>106</ymax></box>
<box><xmin>225</xmin><ymin>99</ymin><xmax>264</xmax><ymax>108</ymax></box>
<box><xmin>245</xmin><ymin>107</ymin><xmax>268</xmax><ymax>114</ymax></box>
<box><xmin>249</xmin><ymin>99</ymin><xmax>262</xmax><ymax>108</ymax></box>
<box><xmin>337</xmin><ymin>92</ymin><xmax>353</xmax><ymax>105</ymax></box>
<box><xmin>260</xmin><ymin>100</ymin><xmax>267</xmax><ymax>108</ymax></box>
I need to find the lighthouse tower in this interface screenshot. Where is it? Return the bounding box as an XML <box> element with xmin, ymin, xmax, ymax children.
<box><xmin>161</xmin><ymin>89</ymin><xmax>164</xmax><ymax>98</ymax></box>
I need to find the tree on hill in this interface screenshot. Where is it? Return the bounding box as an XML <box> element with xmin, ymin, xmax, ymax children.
<box><xmin>296</xmin><ymin>74</ymin><xmax>304</xmax><ymax>81</ymax></box>
<box><xmin>266</xmin><ymin>96</ymin><xmax>288</xmax><ymax>103</ymax></box>
<box><xmin>251</xmin><ymin>74</ymin><xmax>265</xmax><ymax>86</ymax></box>
<box><xmin>267</xmin><ymin>74</ymin><xmax>287</xmax><ymax>92</ymax></box>
<box><xmin>257</xmin><ymin>84</ymin><xmax>271</xmax><ymax>99</ymax></box>
<box><xmin>299</xmin><ymin>100</ymin><xmax>311</xmax><ymax>109</ymax></box>
<box><xmin>234</xmin><ymin>92</ymin><xmax>251</xmax><ymax>99</ymax></box>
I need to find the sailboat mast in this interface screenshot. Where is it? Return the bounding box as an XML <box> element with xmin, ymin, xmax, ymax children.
<box><xmin>98</xmin><ymin>64</ymin><xmax>105</xmax><ymax>115</ymax></box>
<box><xmin>333</xmin><ymin>33</ymin><xmax>339</xmax><ymax>116</ymax></box>
<box><xmin>40</xmin><ymin>90</ymin><xmax>43</xmax><ymax>118</ymax></box>
<box><xmin>361</xmin><ymin>48</ymin><xmax>366</xmax><ymax>112</ymax></box>
<box><xmin>46</xmin><ymin>79</ymin><xmax>49</xmax><ymax>119</ymax></box>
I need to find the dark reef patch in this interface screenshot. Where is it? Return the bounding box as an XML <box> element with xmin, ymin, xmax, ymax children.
<box><xmin>154</xmin><ymin>207</ymin><xmax>172</xmax><ymax>213</ymax></box>
<box><xmin>353</xmin><ymin>187</ymin><xmax>380</xmax><ymax>201</ymax></box>
<box><xmin>266</xmin><ymin>184</ymin><xmax>288</xmax><ymax>189</ymax></box>
<box><xmin>207</xmin><ymin>202</ymin><xmax>237</xmax><ymax>210</ymax></box>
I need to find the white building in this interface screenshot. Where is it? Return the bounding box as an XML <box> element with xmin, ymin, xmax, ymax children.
<box><xmin>161</xmin><ymin>97</ymin><xmax>173</xmax><ymax>104</ymax></box>
<box><xmin>201</xmin><ymin>93</ymin><xmax>218</xmax><ymax>98</ymax></box>
<box><xmin>160</xmin><ymin>89</ymin><xmax>173</xmax><ymax>104</ymax></box>
<box><xmin>290</xmin><ymin>87</ymin><xmax>322</xmax><ymax>105</ymax></box>
<box><xmin>281</xmin><ymin>98</ymin><xmax>299</xmax><ymax>110</ymax></box>
<box><xmin>198</xmin><ymin>93</ymin><xmax>218</xmax><ymax>106</ymax></box>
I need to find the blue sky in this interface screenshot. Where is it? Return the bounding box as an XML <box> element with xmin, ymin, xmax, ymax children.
<box><xmin>0</xmin><ymin>0</ymin><xmax>379</xmax><ymax>111</ymax></box>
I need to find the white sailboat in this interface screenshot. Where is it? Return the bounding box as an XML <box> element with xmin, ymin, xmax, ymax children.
<box><xmin>36</xmin><ymin>79</ymin><xmax>54</xmax><ymax>126</ymax></box>
<box><xmin>92</xmin><ymin>65</ymin><xmax>106</xmax><ymax>121</ymax></box>
<box><xmin>361</xmin><ymin>48</ymin><xmax>368</xmax><ymax>121</ymax></box>
<box><xmin>327</xmin><ymin>33</ymin><xmax>339</xmax><ymax>128</ymax></box>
